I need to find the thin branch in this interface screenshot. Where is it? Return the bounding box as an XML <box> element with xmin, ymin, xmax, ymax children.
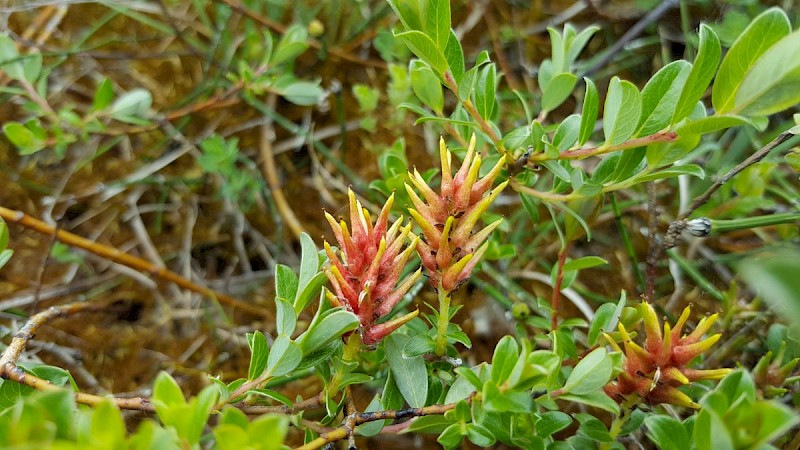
<box><xmin>0</xmin><ymin>206</ymin><xmax>266</xmax><ymax>317</ymax></box>
<box><xmin>0</xmin><ymin>301</ymin><xmax>157</xmax><ymax>413</ymax></box>
<box><xmin>294</xmin><ymin>398</ymin><xmax>470</xmax><ymax>450</ymax></box>
<box><xmin>663</xmin><ymin>130</ymin><xmax>796</xmax><ymax>249</ymax></box>
<box><xmin>259</xmin><ymin>100</ymin><xmax>305</xmax><ymax>240</ymax></box>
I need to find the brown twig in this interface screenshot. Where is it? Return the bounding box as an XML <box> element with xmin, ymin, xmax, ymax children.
<box><xmin>0</xmin><ymin>206</ymin><xmax>265</xmax><ymax>317</ymax></box>
<box><xmin>259</xmin><ymin>103</ymin><xmax>305</xmax><ymax>240</ymax></box>
<box><xmin>294</xmin><ymin>399</ymin><xmax>467</xmax><ymax>450</ymax></box>
<box><xmin>0</xmin><ymin>301</ymin><xmax>157</xmax><ymax>413</ymax></box>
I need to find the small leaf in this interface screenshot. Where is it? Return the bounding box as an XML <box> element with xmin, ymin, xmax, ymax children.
<box><xmin>734</xmin><ymin>29</ymin><xmax>800</xmax><ymax>116</ymax></box>
<box><xmin>275</xmin><ymin>297</ymin><xmax>296</xmax><ymax>337</ymax></box>
<box><xmin>443</xmin><ymin>30</ymin><xmax>465</xmax><ymax>83</ymax></box>
<box><xmin>603</xmin><ymin>77</ymin><xmax>642</xmax><ymax>146</ymax></box>
<box><xmin>552</xmin><ymin>114</ymin><xmax>581</xmax><ymax>151</ymax></box>
<box><xmin>562</xmin><ymin>347</ymin><xmax>612</xmax><ymax>395</ymax></box>
<box><xmin>671</xmin><ymin>25</ymin><xmax>721</xmax><ymax>124</ymax></box>
<box><xmin>275</xmin><ymin>264</ymin><xmax>298</xmax><ymax>301</ymax></box>
<box><xmin>296</xmin><ymin>308</ymin><xmax>359</xmax><ymax>354</ymax></box>
<box><xmin>578</xmin><ymin>78</ymin><xmax>598</xmax><ymax>145</ymax></box>
<box><xmin>713</xmin><ymin>8</ymin><xmax>791</xmax><ymax>114</ymax></box>
<box><xmin>247</xmin><ymin>331</ymin><xmax>269</xmax><ymax>380</ymax></box>
<box><xmin>3</xmin><ymin>122</ymin><xmax>45</xmax><ymax>155</ymax></box>
<box><xmin>475</xmin><ymin>63</ymin><xmax>497</xmax><ymax>120</ymax></box>
<box><xmin>411</xmin><ymin>62</ymin><xmax>444</xmax><ymax>113</ymax></box>
<box><xmin>558</xmin><ymin>390</ymin><xmax>620</xmax><ymax>415</ymax></box>
<box><xmin>395</xmin><ymin>30</ymin><xmax>448</xmax><ymax>75</ymax></box>
<box><xmin>676</xmin><ymin>115</ymin><xmax>757</xmax><ymax>135</ymax></box>
<box><xmin>636</xmin><ymin>60</ymin><xmax>691</xmax><ymax>137</ymax></box>
<box><xmin>279</xmin><ymin>81</ymin><xmax>323</xmax><ymax>106</ymax></box>
<box><xmin>109</xmin><ymin>89</ymin><xmax>152</xmax><ymax>120</ymax></box>
<box><xmin>92</xmin><ymin>79</ymin><xmax>115</xmax><ymax>112</ymax></box>
<box><xmin>266</xmin><ymin>334</ymin><xmax>302</xmax><ymax>377</ymax></box>
<box><xmin>562</xmin><ymin>256</ymin><xmax>608</xmax><ymax>272</ymax></box>
<box><xmin>541</xmin><ymin>73</ymin><xmax>578</xmax><ymax>112</ymax></box>
<box><xmin>424</xmin><ymin>0</ymin><xmax>451</xmax><ymax>50</ymax></box>
<box><xmin>385</xmin><ymin>333</ymin><xmax>428</xmax><ymax>408</ymax></box>
<box><xmin>491</xmin><ymin>335</ymin><xmax>520</xmax><ymax>384</ymax></box>
<box><xmin>272</xmin><ymin>24</ymin><xmax>309</xmax><ymax>65</ymax></box>
<box><xmin>536</xmin><ymin>411</ymin><xmax>572</xmax><ymax>438</ymax></box>
<box><xmin>644</xmin><ymin>415</ymin><xmax>690</xmax><ymax>450</ymax></box>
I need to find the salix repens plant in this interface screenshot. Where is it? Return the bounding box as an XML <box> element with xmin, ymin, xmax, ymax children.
<box><xmin>1</xmin><ymin>1</ymin><xmax>799</xmax><ymax>450</ymax></box>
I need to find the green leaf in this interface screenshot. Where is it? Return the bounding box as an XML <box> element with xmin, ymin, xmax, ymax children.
<box><xmin>482</xmin><ymin>381</ymin><xmax>532</xmax><ymax>413</ymax></box>
<box><xmin>562</xmin><ymin>256</ymin><xmax>607</xmax><ymax>272</ymax></box>
<box><xmin>384</xmin><ymin>333</ymin><xmax>428</xmax><ymax>408</ymax></box>
<box><xmin>552</xmin><ymin>114</ymin><xmax>581</xmax><ymax>151</ymax></box>
<box><xmin>247</xmin><ymin>331</ymin><xmax>269</xmax><ymax>380</ymax></box>
<box><xmin>633</xmin><ymin>164</ymin><xmax>704</xmax><ymax>182</ymax></box>
<box><xmin>266</xmin><ymin>334</ymin><xmax>302</xmax><ymax>377</ymax></box>
<box><xmin>694</xmin><ymin>408</ymin><xmax>733</xmax><ymax>450</ymax></box>
<box><xmin>152</xmin><ymin>372</ymin><xmax>185</xmax><ymax>409</ymax></box>
<box><xmin>602</xmin><ymin>77</ymin><xmax>642</xmax><ymax>146</ymax></box>
<box><xmin>3</xmin><ymin>122</ymin><xmax>45</xmax><ymax>155</ymax></box>
<box><xmin>733</xmin><ymin>28</ymin><xmax>800</xmax><ymax>116</ymax></box>
<box><xmin>295</xmin><ymin>232</ymin><xmax>321</xmax><ymax>311</ymax></box>
<box><xmin>109</xmin><ymin>89</ymin><xmax>152</xmax><ymax>121</ymax></box>
<box><xmin>475</xmin><ymin>63</ymin><xmax>497</xmax><ymax>120</ymax></box>
<box><xmin>386</xmin><ymin>0</ymin><xmax>424</xmax><ymax>31</ymax></box>
<box><xmin>296</xmin><ymin>308</ymin><xmax>359</xmax><ymax>354</ymax></box>
<box><xmin>636</xmin><ymin>60</ymin><xmax>691</xmax><ymax>137</ymax></box>
<box><xmin>671</xmin><ymin>25</ymin><xmax>720</xmax><ymax>124</ymax></box>
<box><xmin>92</xmin><ymin>78</ymin><xmax>115</xmax><ymax>112</ymax></box>
<box><xmin>438</xmin><ymin>423</ymin><xmax>465</xmax><ymax>449</ymax></box>
<box><xmin>403</xmin><ymin>333</ymin><xmax>437</xmax><ymax>357</ymax></box>
<box><xmin>536</xmin><ymin>411</ymin><xmax>572</xmax><ymax>438</ymax></box>
<box><xmin>578</xmin><ymin>78</ymin><xmax>598</xmax><ymax>145</ymax></box>
<box><xmin>272</xmin><ymin>24</ymin><xmax>309</xmax><ymax>65</ymax></box>
<box><xmin>424</xmin><ymin>0</ymin><xmax>451</xmax><ymax>50</ymax></box>
<box><xmin>395</xmin><ymin>30</ymin><xmax>448</xmax><ymax>75</ymax></box>
<box><xmin>644</xmin><ymin>415</ymin><xmax>690</xmax><ymax>450</ymax></box>
<box><xmin>275</xmin><ymin>264</ymin><xmax>298</xmax><ymax>301</ymax></box>
<box><xmin>466</xmin><ymin>423</ymin><xmax>496</xmax><ymax>447</ymax></box>
<box><xmin>443</xmin><ymin>30</ymin><xmax>465</xmax><ymax>83</ymax></box>
<box><xmin>0</xmin><ymin>33</ymin><xmax>24</xmax><ymax>80</ymax></box>
<box><xmin>90</xmin><ymin>401</ymin><xmax>126</xmax><ymax>449</ymax></box>
<box><xmin>713</xmin><ymin>8</ymin><xmax>791</xmax><ymax>114</ymax></box>
<box><xmin>275</xmin><ymin>297</ymin><xmax>296</xmax><ymax>337</ymax></box>
<box><xmin>294</xmin><ymin>272</ymin><xmax>327</xmax><ymax>316</ymax></box>
<box><xmin>744</xmin><ymin>400</ymin><xmax>800</xmax><ymax>446</ymax></box>
<box><xmin>558</xmin><ymin>389</ymin><xmax>620</xmax><ymax>415</ymax></box>
<box><xmin>406</xmin><ymin>415</ymin><xmax>455</xmax><ymax>434</ymax></box>
<box><xmin>491</xmin><ymin>335</ymin><xmax>519</xmax><ymax>385</ymax></box>
<box><xmin>411</xmin><ymin>61</ymin><xmax>444</xmax><ymax>114</ymax></box>
<box><xmin>562</xmin><ymin>347</ymin><xmax>612</xmax><ymax>395</ymax></box>
<box><xmin>541</xmin><ymin>73</ymin><xmax>578</xmax><ymax>113</ymax></box>
<box><xmin>588</xmin><ymin>293</ymin><xmax>626</xmax><ymax>346</ymax></box>
<box><xmin>676</xmin><ymin>114</ymin><xmax>757</xmax><ymax>135</ymax></box>
<box><xmin>279</xmin><ymin>81</ymin><xmax>323</xmax><ymax>106</ymax></box>
<box><xmin>457</xmin><ymin>66</ymin><xmax>478</xmax><ymax>102</ymax></box>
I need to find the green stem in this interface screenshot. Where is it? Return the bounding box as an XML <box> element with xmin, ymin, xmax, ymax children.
<box><xmin>435</xmin><ymin>286</ymin><xmax>452</xmax><ymax>356</ymax></box>
<box><xmin>601</xmin><ymin>395</ymin><xmax>640</xmax><ymax>450</ymax></box>
<box><xmin>710</xmin><ymin>212</ymin><xmax>800</xmax><ymax>233</ymax></box>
